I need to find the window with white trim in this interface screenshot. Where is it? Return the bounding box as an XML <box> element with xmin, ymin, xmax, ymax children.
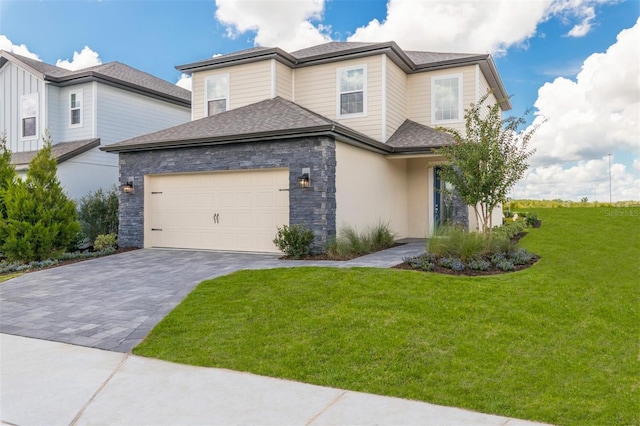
<box><xmin>69</xmin><ymin>90</ymin><xmax>83</xmax><ymax>127</ymax></box>
<box><xmin>206</xmin><ymin>74</ymin><xmax>229</xmax><ymax>116</ymax></box>
<box><xmin>337</xmin><ymin>65</ymin><xmax>366</xmax><ymax>118</ymax></box>
<box><xmin>432</xmin><ymin>74</ymin><xmax>462</xmax><ymax>123</ymax></box>
<box><xmin>21</xmin><ymin>93</ymin><xmax>38</xmax><ymax>138</ymax></box>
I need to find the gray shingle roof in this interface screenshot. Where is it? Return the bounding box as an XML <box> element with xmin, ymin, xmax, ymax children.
<box><xmin>0</xmin><ymin>51</ymin><xmax>190</xmax><ymax>104</ymax></box>
<box><xmin>404</xmin><ymin>51</ymin><xmax>485</xmax><ymax>67</ymax></box>
<box><xmin>174</xmin><ymin>41</ymin><xmax>509</xmax><ymax>109</ymax></box>
<box><xmin>386</xmin><ymin>120</ymin><xmax>455</xmax><ymax>150</ymax></box>
<box><xmin>103</xmin><ymin>98</ymin><xmax>453</xmax><ymax>154</ymax></box>
<box><xmin>11</xmin><ymin>138</ymin><xmax>101</xmax><ymax>169</ymax></box>
<box><xmin>102</xmin><ymin>97</ymin><xmax>388</xmax><ymax>153</ymax></box>
<box><xmin>290</xmin><ymin>42</ymin><xmax>379</xmax><ymax>59</ymax></box>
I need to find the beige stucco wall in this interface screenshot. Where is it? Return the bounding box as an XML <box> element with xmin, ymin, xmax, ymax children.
<box><xmin>192</xmin><ymin>60</ymin><xmax>272</xmax><ymax>120</ymax></box>
<box><xmin>407</xmin><ymin>64</ymin><xmax>477</xmax><ymax>134</ymax></box>
<box><xmin>335</xmin><ymin>141</ymin><xmax>409</xmax><ymax>238</ymax></box>
<box><xmin>295</xmin><ymin>55</ymin><xmax>383</xmax><ymax>141</ymax></box>
<box><xmin>406</xmin><ymin>158</ymin><xmax>433</xmax><ymax>238</ymax></box>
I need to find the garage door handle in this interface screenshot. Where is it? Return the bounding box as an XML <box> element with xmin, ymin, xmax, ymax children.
<box><xmin>213</xmin><ymin>213</ymin><xmax>219</xmax><ymax>224</ymax></box>
<box><xmin>151</xmin><ymin>228</ymin><xmax>163</xmax><ymax>231</ymax></box>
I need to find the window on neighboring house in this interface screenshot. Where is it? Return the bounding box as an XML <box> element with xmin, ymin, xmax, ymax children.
<box><xmin>206</xmin><ymin>75</ymin><xmax>229</xmax><ymax>116</ymax></box>
<box><xmin>70</xmin><ymin>90</ymin><xmax>83</xmax><ymax>127</ymax></box>
<box><xmin>21</xmin><ymin>93</ymin><xmax>38</xmax><ymax>138</ymax></box>
<box><xmin>337</xmin><ymin>65</ymin><xmax>366</xmax><ymax>117</ymax></box>
<box><xmin>432</xmin><ymin>74</ymin><xmax>462</xmax><ymax>123</ymax></box>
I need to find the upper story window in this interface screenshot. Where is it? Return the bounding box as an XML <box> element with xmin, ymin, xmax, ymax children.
<box><xmin>337</xmin><ymin>65</ymin><xmax>367</xmax><ymax>118</ymax></box>
<box><xmin>21</xmin><ymin>93</ymin><xmax>38</xmax><ymax>138</ymax></box>
<box><xmin>206</xmin><ymin>74</ymin><xmax>229</xmax><ymax>116</ymax></box>
<box><xmin>432</xmin><ymin>74</ymin><xmax>462</xmax><ymax>123</ymax></box>
<box><xmin>69</xmin><ymin>90</ymin><xmax>83</xmax><ymax>127</ymax></box>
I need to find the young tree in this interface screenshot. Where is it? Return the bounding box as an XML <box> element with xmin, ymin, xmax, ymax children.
<box><xmin>1</xmin><ymin>132</ymin><xmax>81</xmax><ymax>261</ymax></box>
<box><xmin>0</xmin><ymin>132</ymin><xmax>16</xmax><ymax>221</ymax></box>
<box><xmin>435</xmin><ymin>91</ymin><xmax>541</xmax><ymax>234</ymax></box>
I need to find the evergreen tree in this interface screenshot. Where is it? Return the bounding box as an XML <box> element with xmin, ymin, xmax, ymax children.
<box><xmin>1</xmin><ymin>132</ymin><xmax>80</xmax><ymax>261</ymax></box>
<box><xmin>0</xmin><ymin>132</ymin><xmax>16</xmax><ymax>221</ymax></box>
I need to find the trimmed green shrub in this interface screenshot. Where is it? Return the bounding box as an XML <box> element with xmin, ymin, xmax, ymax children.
<box><xmin>77</xmin><ymin>186</ymin><xmax>119</xmax><ymax>244</ymax></box>
<box><xmin>273</xmin><ymin>225</ymin><xmax>315</xmax><ymax>259</ymax></box>
<box><xmin>1</xmin><ymin>136</ymin><xmax>80</xmax><ymax>261</ymax></box>
<box><xmin>94</xmin><ymin>233</ymin><xmax>118</xmax><ymax>251</ymax></box>
<box><xmin>0</xmin><ymin>132</ymin><xmax>16</xmax><ymax>223</ymax></box>
<box><xmin>524</xmin><ymin>211</ymin><xmax>539</xmax><ymax>227</ymax></box>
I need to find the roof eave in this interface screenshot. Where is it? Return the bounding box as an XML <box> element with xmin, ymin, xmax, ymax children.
<box><xmin>48</xmin><ymin>73</ymin><xmax>191</xmax><ymax>107</ymax></box>
<box><xmin>176</xmin><ymin>48</ymin><xmax>297</xmax><ymax>74</ymax></box>
<box><xmin>102</xmin><ymin>124</ymin><xmax>391</xmax><ymax>155</ymax></box>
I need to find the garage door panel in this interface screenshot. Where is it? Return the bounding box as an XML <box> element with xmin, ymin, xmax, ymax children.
<box><xmin>145</xmin><ymin>169</ymin><xmax>289</xmax><ymax>253</ymax></box>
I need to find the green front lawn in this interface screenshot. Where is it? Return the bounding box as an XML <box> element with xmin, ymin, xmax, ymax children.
<box><xmin>134</xmin><ymin>208</ymin><xmax>640</xmax><ymax>425</ymax></box>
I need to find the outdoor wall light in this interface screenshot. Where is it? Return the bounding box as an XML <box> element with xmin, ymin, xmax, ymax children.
<box><xmin>298</xmin><ymin>168</ymin><xmax>310</xmax><ymax>188</ymax></box>
<box><xmin>122</xmin><ymin>181</ymin><xmax>134</xmax><ymax>194</ymax></box>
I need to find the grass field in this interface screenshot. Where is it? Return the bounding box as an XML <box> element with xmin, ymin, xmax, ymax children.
<box><xmin>134</xmin><ymin>208</ymin><xmax>640</xmax><ymax>425</ymax></box>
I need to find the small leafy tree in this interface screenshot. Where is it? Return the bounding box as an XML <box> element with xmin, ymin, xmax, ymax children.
<box><xmin>436</xmin><ymin>91</ymin><xmax>541</xmax><ymax>235</ymax></box>
<box><xmin>1</xmin><ymin>132</ymin><xmax>81</xmax><ymax>261</ymax></box>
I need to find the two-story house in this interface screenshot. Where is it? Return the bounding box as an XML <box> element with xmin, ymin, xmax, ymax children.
<box><xmin>103</xmin><ymin>41</ymin><xmax>510</xmax><ymax>253</ymax></box>
<box><xmin>0</xmin><ymin>51</ymin><xmax>191</xmax><ymax>199</ymax></box>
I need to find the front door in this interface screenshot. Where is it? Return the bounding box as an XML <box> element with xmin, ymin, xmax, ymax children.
<box><xmin>434</xmin><ymin>167</ymin><xmax>454</xmax><ymax>227</ymax></box>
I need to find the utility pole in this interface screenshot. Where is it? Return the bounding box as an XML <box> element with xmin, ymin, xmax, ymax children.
<box><xmin>608</xmin><ymin>153</ymin><xmax>612</xmax><ymax>203</ymax></box>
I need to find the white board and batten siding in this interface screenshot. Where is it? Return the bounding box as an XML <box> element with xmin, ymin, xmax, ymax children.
<box><xmin>0</xmin><ymin>61</ymin><xmax>46</xmax><ymax>153</ymax></box>
<box><xmin>144</xmin><ymin>169</ymin><xmax>289</xmax><ymax>253</ymax></box>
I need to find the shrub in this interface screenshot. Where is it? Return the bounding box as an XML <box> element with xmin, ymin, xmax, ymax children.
<box><xmin>467</xmin><ymin>258</ymin><xmax>491</xmax><ymax>271</ymax></box>
<box><xmin>1</xmin><ymin>136</ymin><xmax>80</xmax><ymax>262</ymax></box>
<box><xmin>428</xmin><ymin>226</ymin><xmax>489</xmax><ymax>262</ymax></box>
<box><xmin>509</xmin><ymin>248</ymin><xmax>534</xmax><ymax>265</ymax></box>
<box><xmin>438</xmin><ymin>257</ymin><xmax>466</xmax><ymax>271</ymax></box>
<box><xmin>495</xmin><ymin>259</ymin><xmax>516</xmax><ymax>271</ymax></box>
<box><xmin>94</xmin><ymin>233</ymin><xmax>118</xmax><ymax>251</ymax></box>
<box><xmin>273</xmin><ymin>225</ymin><xmax>315</xmax><ymax>259</ymax></box>
<box><xmin>77</xmin><ymin>186</ymin><xmax>119</xmax><ymax>244</ymax></box>
<box><xmin>525</xmin><ymin>211</ymin><xmax>539</xmax><ymax>228</ymax></box>
<box><xmin>326</xmin><ymin>223</ymin><xmax>395</xmax><ymax>258</ymax></box>
<box><xmin>403</xmin><ymin>253</ymin><xmax>436</xmax><ymax>272</ymax></box>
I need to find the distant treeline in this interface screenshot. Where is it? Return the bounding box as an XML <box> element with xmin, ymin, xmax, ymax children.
<box><xmin>506</xmin><ymin>199</ymin><xmax>640</xmax><ymax>209</ymax></box>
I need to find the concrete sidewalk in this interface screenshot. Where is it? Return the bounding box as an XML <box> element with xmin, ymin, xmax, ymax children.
<box><xmin>1</xmin><ymin>334</ymin><xmax>549</xmax><ymax>426</ymax></box>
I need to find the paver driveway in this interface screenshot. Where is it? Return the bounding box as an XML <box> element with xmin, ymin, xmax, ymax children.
<box><xmin>0</xmin><ymin>249</ymin><xmax>282</xmax><ymax>352</ymax></box>
<box><xmin>0</xmin><ymin>243</ymin><xmax>424</xmax><ymax>353</ymax></box>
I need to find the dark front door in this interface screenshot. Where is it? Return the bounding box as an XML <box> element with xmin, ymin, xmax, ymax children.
<box><xmin>434</xmin><ymin>167</ymin><xmax>454</xmax><ymax>227</ymax></box>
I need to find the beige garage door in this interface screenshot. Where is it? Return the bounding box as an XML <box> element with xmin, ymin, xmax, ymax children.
<box><xmin>145</xmin><ymin>169</ymin><xmax>289</xmax><ymax>253</ymax></box>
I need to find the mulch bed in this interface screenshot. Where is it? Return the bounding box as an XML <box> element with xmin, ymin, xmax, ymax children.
<box><xmin>279</xmin><ymin>243</ymin><xmax>406</xmax><ymax>261</ymax></box>
<box><xmin>391</xmin><ymin>255</ymin><xmax>540</xmax><ymax>276</ymax></box>
<box><xmin>0</xmin><ymin>247</ymin><xmax>139</xmax><ymax>276</ymax></box>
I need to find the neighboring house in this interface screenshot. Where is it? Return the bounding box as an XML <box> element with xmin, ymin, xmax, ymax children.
<box><xmin>0</xmin><ymin>51</ymin><xmax>191</xmax><ymax>199</ymax></box>
<box><xmin>103</xmin><ymin>41</ymin><xmax>510</xmax><ymax>253</ymax></box>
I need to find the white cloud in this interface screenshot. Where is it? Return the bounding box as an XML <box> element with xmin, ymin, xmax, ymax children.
<box><xmin>527</xmin><ymin>18</ymin><xmax>639</xmax><ymax>166</ymax></box>
<box><xmin>214</xmin><ymin>0</ymin><xmax>330</xmax><ymax>51</ymax></box>
<box><xmin>512</xmin><ymin>18</ymin><xmax>640</xmax><ymax>201</ymax></box>
<box><xmin>56</xmin><ymin>46</ymin><xmax>102</xmax><ymax>71</ymax></box>
<box><xmin>0</xmin><ymin>35</ymin><xmax>40</xmax><ymax>60</ymax></box>
<box><xmin>566</xmin><ymin>5</ymin><xmax>595</xmax><ymax>37</ymax></box>
<box><xmin>511</xmin><ymin>156</ymin><xmax>640</xmax><ymax>201</ymax></box>
<box><xmin>176</xmin><ymin>73</ymin><xmax>192</xmax><ymax>91</ymax></box>
<box><xmin>347</xmin><ymin>0</ymin><xmax>615</xmax><ymax>54</ymax></box>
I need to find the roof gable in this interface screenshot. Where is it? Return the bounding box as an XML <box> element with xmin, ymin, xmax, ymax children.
<box><xmin>0</xmin><ymin>51</ymin><xmax>190</xmax><ymax>106</ymax></box>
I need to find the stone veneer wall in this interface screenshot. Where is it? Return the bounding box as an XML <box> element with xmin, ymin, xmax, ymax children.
<box><xmin>117</xmin><ymin>137</ymin><xmax>336</xmax><ymax>251</ymax></box>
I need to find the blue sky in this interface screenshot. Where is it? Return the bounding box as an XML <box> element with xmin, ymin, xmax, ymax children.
<box><xmin>1</xmin><ymin>0</ymin><xmax>639</xmax><ymax>200</ymax></box>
